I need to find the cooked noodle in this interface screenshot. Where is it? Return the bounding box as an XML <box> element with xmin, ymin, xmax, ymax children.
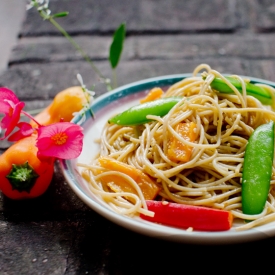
<box><xmin>78</xmin><ymin>64</ymin><xmax>275</xmax><ymax>231</ymax></box>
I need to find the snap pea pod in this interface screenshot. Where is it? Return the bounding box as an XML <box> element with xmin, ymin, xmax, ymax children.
<box><xmin>241</xmin><ymin>121</ymin><xmax>274</xmax><ymax>215</ymax></box>
<box><xmin>209</xmin><ymin>76</ymin><xmax>273</xmax><ymax>106</ymax></box>
<box><xmin>108</xmin><ymin>96</ymin><xmax>183</xmax><ymax>126</ymax></box>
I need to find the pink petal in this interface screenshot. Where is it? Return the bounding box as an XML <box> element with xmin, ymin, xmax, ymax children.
<box><xmin>0</xmin><ymin>87</ymin><xmax>20</xmax><ymax>114</ymax></box>
<box><xmin>0</xmin><ymin>101</ymin><xmax>25</xmax><ymax>140</ymax></box>
<box><xmin>36</xmin><ymin>122</ymin><xmax>84</xmax><ymax>159</ymax></box>
<box><xmin>8</xmin><ymin>122</ymin><xmax>35</xmax><ymax>141</ymax></box>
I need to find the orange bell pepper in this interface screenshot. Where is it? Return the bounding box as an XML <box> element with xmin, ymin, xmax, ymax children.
<box><xmin>30</xmin><ymin>86</ymin><xmax>88</xmax><ymax>127</ymax></box>
<box><xmin>0</xmin><ymin>135</ymin><xmax>54</xmax><ymax>199</ymax></box>
<box><xmin>140</xmin><ymin>87</ymin><xmax>164</xmax><ymax>103</ymax></box>
<box><xmin>97</xmin><ymin>157</ymin><xmax>160</xmax><ymax>200</ymax></box>
<box><xmin>167</xmin><ymin>122</ymin><xmax>197</xmax><ymax>162</ymax></box>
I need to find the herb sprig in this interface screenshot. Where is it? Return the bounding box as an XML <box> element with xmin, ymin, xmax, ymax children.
<box><xmin>27</xmin><ymin>0</ymin><xmax>126</xmax><ymax>91</ymax></box>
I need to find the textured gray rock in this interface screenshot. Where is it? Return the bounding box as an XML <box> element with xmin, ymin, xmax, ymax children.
<box><xmin>21</xmin><ymin>0</ymin><xmax>237</xmax><ymax>36</ymax></box>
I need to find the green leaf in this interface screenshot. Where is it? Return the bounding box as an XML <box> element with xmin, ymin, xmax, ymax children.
<box><xmin>52</xmin><ymin>11</ymin><xmax>69</xmax><ymax>18</ymax></box>
<box><xmin>109</xmin><ymin>23</ymin><xmax>126</xmax><ymax>69</ymax></box>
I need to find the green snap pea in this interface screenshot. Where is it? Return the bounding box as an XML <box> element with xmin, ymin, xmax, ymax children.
<box><xmin>108</xmin><ymin>97</ymin><xmax>183</xmax><ymax>126</ymax></box>
<box><xmin>209</xmin><ymin>76</ymin><xmax>273</xmax><ymax>106</ymax></box>
<box><xmin>241</xmin><ymin>121</ymin><xmax>274</xmax><ymax>215</ymax></box>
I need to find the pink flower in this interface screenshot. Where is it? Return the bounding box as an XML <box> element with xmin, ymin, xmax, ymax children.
<box><xmin>0</xmin><ymin>87</ymin><xmax>25</xmax><ymax>140</ymax></box>
<box><xmin>0</xmin><ymin>87</ymin><xmax>85</xmax><ymax>161</ymax></box>
<box><xmin>36</xmin><ymin>122</ymin><xmax>84</xmax><ymax>159</ymax></box>
<box><xmin>8</xmin><ymin>122</ymin><xmax>35</xmax><ymax>142</ymax></box>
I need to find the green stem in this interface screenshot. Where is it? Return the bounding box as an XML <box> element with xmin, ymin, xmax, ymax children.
<box><xmin>48</xmin><ymin>17</ymin><xmax>105</xmax><ymax>79</ymax></box>
<box><xmin>112</xmin><ymin>69</ymin><xmax>117</xmax><ymax>89</ymax></box>
<box><xmin>26</xmin><ymin>107</ymin><xmax>45</xmax><ymax>115</ymax></box>
<box><xmin>37</xmin><ymin>7</ymin><xmax>111</xmax><ymax>88</ymax></box>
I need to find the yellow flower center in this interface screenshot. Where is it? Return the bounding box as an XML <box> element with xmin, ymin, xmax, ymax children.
<box><xmin>51</xmin><ymin>132</ymin><xmax>68</xmax><ymax>145</ymax></box>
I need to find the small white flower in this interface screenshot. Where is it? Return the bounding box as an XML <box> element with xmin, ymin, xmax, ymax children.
<box><xmin>76</xmin><ymin>73</ymin><xmax>85</xmax><ymax>87</ymax></box>
<box><xmin>26</xmin><ymin>3</ymin><xmax>34</xmax><ymax>10</ymax></box>
<box><xmin>76</xmin><ymin>73</ymin><xmax>96</xmax><ymax>102</ymax></box>
<box><xmin>27</xmin><ymin>0</ymin><xmax>51</xmax><ymax>16</ymax></box>
<box><xmin>38</xmin><ymin>0</ymin><xmax>47</xmax><ymax>5</ymax></box>
<box><xmin>76</xmin><ymin>73</ymin><xmax>96</xmax><ymax>118</ymax></box>
<box><xmin>102</xmin><ymin>78</ymin><xmax>111</xmax><ymax>84</ymax></box>
<box><xmin>86</xmin><ymin>90</ymin><xmax>95</xmax><ymax>97</ymax></box>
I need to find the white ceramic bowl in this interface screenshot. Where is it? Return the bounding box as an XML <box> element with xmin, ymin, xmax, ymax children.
<box><xmin>60</xmin><ymin>74</ymin><xmax>275</xmax><ymax>244</ymax></box>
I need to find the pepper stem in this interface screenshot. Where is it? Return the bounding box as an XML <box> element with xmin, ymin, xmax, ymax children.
<box><xmin>6</xmin><ymin>162</ymin><xmax>39</xmax><ymax>193</ymax></box>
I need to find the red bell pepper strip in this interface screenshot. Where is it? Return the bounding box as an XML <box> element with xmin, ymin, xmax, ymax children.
<box><xmin>140</xmin><ymin>200</ymin><xmax>233</xmax><ymax>231</ymax></box>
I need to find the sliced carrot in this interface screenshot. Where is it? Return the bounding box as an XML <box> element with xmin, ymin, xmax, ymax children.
<box><xmin>140</xmin><ymin>87</ymin><xmax>164</xmax><ymax>103</ymax></box>
<box><xmin>97</xmin><ymin>157</ymin><xmax>160</xmax><ymax>200</ymax></box>
<box><xmin>167</xmin><ymin>122</ymin><xmax>197</xmax><ymax>162</ymax></box>
<box><xmin>140</xmin><ymin>200</ymin><xmax>233</xmax><ymax>231</ymax></box>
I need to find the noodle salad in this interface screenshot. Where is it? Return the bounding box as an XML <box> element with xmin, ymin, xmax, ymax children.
<box><xmin>78</xmin><ymin>64</ymin><xmax>275</xmax><ymax>232</ymax></box>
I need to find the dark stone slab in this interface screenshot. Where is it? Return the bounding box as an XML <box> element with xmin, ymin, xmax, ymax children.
<box><xmin>137</xmin><ymin>34</ymin><xmax>269</xmax><ymax>59</ymax></box>
<box><xmin>234</xmin><ymin>0</ymin><xmax>251</xmax><ymax>30</ymax></box>
<box><xmin>0</xmin><ymin>61</ymin><xmax>111</xmax><ymax>101</ymax></box>
<box><xmin>254</xmin><ymin>0</ymin><xmax>275</xmax><ymax>31</ymax></box>
<box><xmin>1</xmin><ymin>210</ymin><xmax>275</xmax><ymax>274</ymax></box>
<box><xmin>11</xmin><ymin>33</ymin><xmax>275</xmax><ymax>67</ymax></box>
<box><xmin>9</xmin><ymin>35</ymin><xmax>134</xmax><ymax>65</ymax></box>
<box><xmin>138</xmin><ymin>0</ymin><xmax>237</xmax><ymax>32</ymax></box>
<box><xmin>22</xmin><ymin>0</ymin><xmax>237</xmax><ymax>36</ymax></box>
<box><xmin>0</xmin><ymin>220</ymin><xmax>73</xmax><ymax>274</ymax></box>
<box><xmin>0</xmin><ymin>212</ymin><xmax>116</xmax><ymax>274</ymax></box>
<box><xmin>246</xmin><ymin>59</ymin><xmax>275</xmax><ymax>83</ymax></box>
<box><xmin>0</xmin><ymin>58</ymin><xmax>250</xmax><ymax>103</ymax></box>
<box><xmin>0</xmin><ymin>140</ymin><xmax>13</xmax><ymax>150</ymax></box>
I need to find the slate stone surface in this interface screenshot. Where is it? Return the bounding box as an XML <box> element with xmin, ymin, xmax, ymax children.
<box><xmin>1</xmin><ymin>0</ymin><xmax>275</xmax><ymax>274</ymax></box>
<box><xmin>255</xmin><ymin>0</ymin><xmax>275</xmax><ymax>31</ymax></box>
<box><xmin>22</xmin><ymin>0</ymin><xmax>237</xmax><ymax>36</ymax></box>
